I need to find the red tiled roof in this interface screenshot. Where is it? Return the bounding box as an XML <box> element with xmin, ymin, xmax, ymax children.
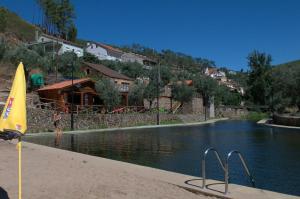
<box><xmin>83</xmin><ymin>62</ymin><xmax>132</xmax><ymax>81</ymax></box>
<box><xmin>94</xmin><ymin>42</ymin><xmax>124</xmax><ymax>53</ymax></box>
<box><xmin>37</xmin><ymin>78</ymin><xmax>92</xmax><ymax>91</ymax></box>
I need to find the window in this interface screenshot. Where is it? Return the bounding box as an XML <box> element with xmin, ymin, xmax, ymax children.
<box><xmin>86</xmin><ymin>69</ymin><xmax>90</xmax><ymax>75</ymax></box>
<box><xmin>121</xmin><ymin>82</ymin><xmax>129</xmax><ymax>92</ymax></box>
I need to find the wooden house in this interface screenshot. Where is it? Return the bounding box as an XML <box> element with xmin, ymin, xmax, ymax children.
<box><xmin>37</xmin><ymin>78</ymin><xmax>99</xmax><ymax>111</ymax></box>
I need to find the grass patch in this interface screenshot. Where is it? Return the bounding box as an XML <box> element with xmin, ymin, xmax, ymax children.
<box><xmin>159</xmin><ymin>119</ymin><xmax>183</xmax><ymax>125</ymax></box>
<box><xmin>242</xmin><ymin>112</ymin><xmax>270</xmax><ymax>122</ymax></box>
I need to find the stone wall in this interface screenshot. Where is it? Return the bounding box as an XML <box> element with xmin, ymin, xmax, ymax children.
<box><xmin>181</xmin><ymin>97</ymin><xmax>204</xmax><ymax>114</ymax></box>
<box><xmin>216</xmin><ymin>106</ymin><xmax>248</xmax><ymax>118</ymax></box>
<box><xmin>1</xmin><ymin>105</ymin><xmax>179</xmax><ymax>133</ymax></box>
<box><xmin>273</xmin><ymin>113</ymin><xmax>300</xmax><ymax>127</ymax></box>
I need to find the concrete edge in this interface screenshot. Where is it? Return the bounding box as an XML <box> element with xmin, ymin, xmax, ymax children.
<box><xmin>19</xmin><ymin>141</ymin><xmax>300</xmax><ymax>199</ymax></box>
<box><xmin>257</xmin><ymin>118</ymin><xmax>300</xmax><ymax>130</ymax></box>
<box><xmin>26</xmin><ymin>117</ymin><xmax>229</xmax><ymax>136</ymax></box>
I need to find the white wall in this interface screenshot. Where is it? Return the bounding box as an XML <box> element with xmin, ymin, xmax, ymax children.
<box><xmin>38</xmin><ymin>35</ymin><xmax>83</xmax><ymax>57</ymax></box>
<box><xmin>86</xmin><ymin>43</ymin><xmax>120</xmax><ymax>61</ymax></box>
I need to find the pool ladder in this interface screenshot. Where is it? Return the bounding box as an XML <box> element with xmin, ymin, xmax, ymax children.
<box><xmin>202</xmin><ymin>147</ymin><xmax>255</xmax><ymax>194</ymax></box>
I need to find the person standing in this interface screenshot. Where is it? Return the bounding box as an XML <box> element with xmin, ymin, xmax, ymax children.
<box><xmin>53</xmin><ymin>111</ymin><xmax>62</xmax><ymax>146</ymax></box>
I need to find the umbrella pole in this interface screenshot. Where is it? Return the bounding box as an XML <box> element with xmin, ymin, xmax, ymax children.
<box><xmin>18</xmin><ymin>137</ymin><xmax>22</xmax><ymax>199</ymax></box>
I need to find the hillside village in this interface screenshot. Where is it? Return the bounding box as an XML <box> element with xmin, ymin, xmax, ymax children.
<box><xmin>0</xmin><ymin>7</ymin><xmax>247</xmax><ymax>119</ymax></box>
<box><xmin>0</xmin><ymin>4</ymin><xmax>299</xmax><ymax>129</ymax></box>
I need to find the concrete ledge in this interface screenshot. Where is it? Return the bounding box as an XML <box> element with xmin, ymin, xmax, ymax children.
<box><xmin>258</xmin><ymin>118</ymin><xmax>300</xmax><ymax>130</ymax></box>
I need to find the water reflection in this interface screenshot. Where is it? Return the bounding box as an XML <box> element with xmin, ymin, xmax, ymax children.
<box><xmin>24</xmin><ymin>121</ymin><xmax>300</xmax><ymax>196</ymax></box>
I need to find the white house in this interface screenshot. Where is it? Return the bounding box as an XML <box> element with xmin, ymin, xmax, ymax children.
<box><xmin>31</xmin><ymin>32</ymin><xmax>84</xmax><ymax>57</ymax></box>
<box><xmin>204</xmin><ymin>67</ymin><xmax>226</xmax><ymax>79</ymax></box>
<box><xmin>85</xmin><ymin>42</ymin><xmax>123</xmax><ymax>61</ymax></box>
<box><xmin>85</xmin><ymin>42</ymin><xmax>157</xmax><ymax>69</ymax></box>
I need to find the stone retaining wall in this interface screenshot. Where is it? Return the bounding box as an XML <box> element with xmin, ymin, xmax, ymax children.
<box><xmin>0</xmin><ymin>105</ymin><xmax>180</xmax><ymax>133</ymax></box>
<box><xmin>273</xmin><ymin>113</ymin><xmax>300</xmax><ymax>127</ymax></box>
<box><xmin>216</xmin><ymin>106</ymin><xmax>248</xmax><ymax>118</ymax></box>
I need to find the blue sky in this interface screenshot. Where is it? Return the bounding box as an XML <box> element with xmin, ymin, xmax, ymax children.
<box><xmin>1</xmin><ymin>0</ymin><xmax>300</xmax><ymax>70</ymax></box>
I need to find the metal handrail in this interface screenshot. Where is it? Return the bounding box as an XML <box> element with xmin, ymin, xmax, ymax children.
<box><xmin>225</xmin><ymin>150</ymin><xmax>255</xmax><ymax>194</ymax></box>
<box><xmin>202</xmin><ymin>147</ymin><xmax>225</xmax><ymax>188</ymax></box>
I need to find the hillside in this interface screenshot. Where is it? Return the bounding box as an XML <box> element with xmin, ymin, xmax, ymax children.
<box><xmin>276</xmin><ymin>59</ymin><xmax>300</xmax><ymax>70</ymax></box>
<box><xmin>0</xmin><ymin>7</ymin><xmax>38</xmax><ymax>42</ymax></box>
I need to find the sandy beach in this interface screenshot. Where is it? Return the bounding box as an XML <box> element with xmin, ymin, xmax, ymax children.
<box><xmin>0</xmin><ymin>140</ymin><xmax>215</xmax><ymax>199</ymax></box>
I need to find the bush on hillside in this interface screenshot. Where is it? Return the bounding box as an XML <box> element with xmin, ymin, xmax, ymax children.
<box><xmin>0</xmin><ymin>9</ymin><xmax>7</xmax><ymax>32</ymax></box>
<box><xmin>0</xmin><ymin>41</ymin><xmax>6</xmax><ymax>60</ymax></box>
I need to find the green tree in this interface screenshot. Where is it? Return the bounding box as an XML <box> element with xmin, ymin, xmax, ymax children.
<box><xmin>215</xmin><ymin>85</ymin><xmax>242</xmax><ymax>106</ymax></box>
<box><xmin>82</xmin><ymin>52</ymin><xmax>101</xmax><ymax>64</ymax></box>
<box><xmin>128</xmin><ymin>83</ymin><xmax>145</xmax><ymax>106</ymax></box>
<box><xmin>171</xmin><ymin>82</ymin><xmax>194</xmax><ymax>105</ymax></box>
<box><xmin>67</xmin><ymin>23</ymin><xmax>77</xmax><ymax>42</ymax></box>
<box><xmin>143</xmin><ymin>82</ymin><xmax>156</xmax><ymax>109</ymax></box>
<box><xmin>57</xmin><ymin>51</ymin><xmax>80</xmax><ymax>77</ymax></box>
<box><xmin>270</xmin><ymin>63</ymin><xmax>300</xmax><ymax>112</ymax></box>
<box><xmin>37</xmin><ymin>0</ymin><xmax>76</xmax><ymax>39</ymax></box>
<box><xmin>7</xmin><ymin>46</ymin><xmax>40</xmax><ymax>70</ymax></box>
<box><xmin>120</xmin><ymin>61</ymin><xmax>144</xmax><ymax>79</ymax></box>
<box><xmin>247</xmin><ymin>50</ymin><xmax>272</xmax><ymax>106</ymax></box>
<box><xmin>193</xmin><ymin>74</ymin><xmax>218</xmax><ymax>118</ymax></box>
<box><xmin>0</xmin><ymin>9</ymin><xmax>7</xmax><ymax>32</ymax></box>
<box><xmin>95</xmin><ymin>78</ymin><xmax>120</xmax><ymax>110</ymax></box>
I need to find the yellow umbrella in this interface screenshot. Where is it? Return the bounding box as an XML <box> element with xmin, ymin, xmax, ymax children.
<box><xmin>0</xmin><ymin>62</ymin><xmax>27</xmax><ymax>199</ymax></box>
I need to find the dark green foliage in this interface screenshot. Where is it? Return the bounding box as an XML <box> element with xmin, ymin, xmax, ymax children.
<box><xmin>120</xmin><ymin>43</ymin><xmax>215</xmax><ymax>74</ymax></box>
<box><xmin>193</xmin><ymin>74</ymin><xmax>218</xmax><ymax>99</ymax></box>
<box><xmin>82</xmin><ymin>52</ymin><xmax>101</xmax><ymax>64</ymax></box>
<box><xmin>270</xmin><ymin>61</ymin><xmax>300</xmax><ymax>112</ymax></box>
<box><xmin>6</xmin><ymin>46</ymin><xmax>40</xmax><ymax>69</ymax></box>
<box><xmin>128</xmin><ymin>84</ymin><xmax>145</xmax><ymax>106</ymax></box>
<box><xmin>0</xmin><ymin>9</ymin><xmax>7</xmax><ymax>32</ymax></box>
<box><xmin>96</xmin><ymin>59</ymin><xmax>146</xmax><ymax>79</ymax></box>
<box><xmin>147</xmin><ymin>65</ymin><xmax>172</xmax><ymax>86</ymax></box>
<box><xmin>171</xmin><ymin>82</ymin><xmax>194</xmax><ymax>104</ymax></box>
<box><xmin>0</xmin><ymin>41</ymin><xmax>6</xmax><ymax>60</ymax></box>
<box><xmin>57</xmin><ymin>51</ymin><xmax>80</xmax><ymax>77</ymax></box>
<box><xmin>95</xmin><ymin>78</ymin><xmax>120</xmax><ymax>110</ymax></box>
<box><xmin>215</xmin><ymin>85</ymin><xmax>242</xmax><ymax>106</ymax></box>
<box><xmin>143</xmin><ymin>83</ymin><xmax>157</xmax><ymax>108</ymax></box>
<box><xmin>247</xmin><ymin>50</ymin><xmax>272</xmax><ymax>106</ymax></box>
<box><xmin>67</xmin><ymin>23</ymin><xmax>77</xmax><ymax>42</ymax></box>
<box><xmin>36</xmin><ymin>0</ymin><xmax>76</xmax><ymax>40</ymax></box>
<box><xmin>119</xmin><ymin>61</ymin><xmax>144</xmax><ymax>79</ymax></box>
<box><xmin>226</xmin><ymin>71</ymin><xmax>248</xmax><ymax>88</ymax></box>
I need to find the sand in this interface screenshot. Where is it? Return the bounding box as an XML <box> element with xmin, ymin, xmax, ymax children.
<box><xmin>0</xmin><ymin>140</ymin><xmax>215</xmax><ymax>199</ymax></box>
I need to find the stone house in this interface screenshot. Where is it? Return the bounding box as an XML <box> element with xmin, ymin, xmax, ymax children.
<box><xmin>81</xmin><ymin>62</ymin><xmax>133</xmax><ymax>105</ymax></box>
<box><xmin>143</xmin><ymin>80</ymin><xmax>205</xmax><ymax>114</ymax></box>
<box><xmin>28</xmin><ymin>32</ymin><xmax>84</xmax><ymax>57</ymax></box>
<box><xmin>121</xmin><ymin>52</ymin><xmax>157</xmax><ymax>69</ymax></box>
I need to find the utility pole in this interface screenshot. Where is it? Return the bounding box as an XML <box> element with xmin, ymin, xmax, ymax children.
<box><xmin>156</xmin><ymin>61</ymin><xmax>160</xmax><ymax>125</ymax></box>
<box><xmin>70</xmin><ymin>62</ymin><xmax>74</xmax><ymax>131</ymax></box>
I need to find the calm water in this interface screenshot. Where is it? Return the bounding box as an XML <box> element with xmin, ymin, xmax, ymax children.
<box><xmin>24</xmin><ymin>120</ymin><xmax>300</xmax><ymax>196</ymax></box>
